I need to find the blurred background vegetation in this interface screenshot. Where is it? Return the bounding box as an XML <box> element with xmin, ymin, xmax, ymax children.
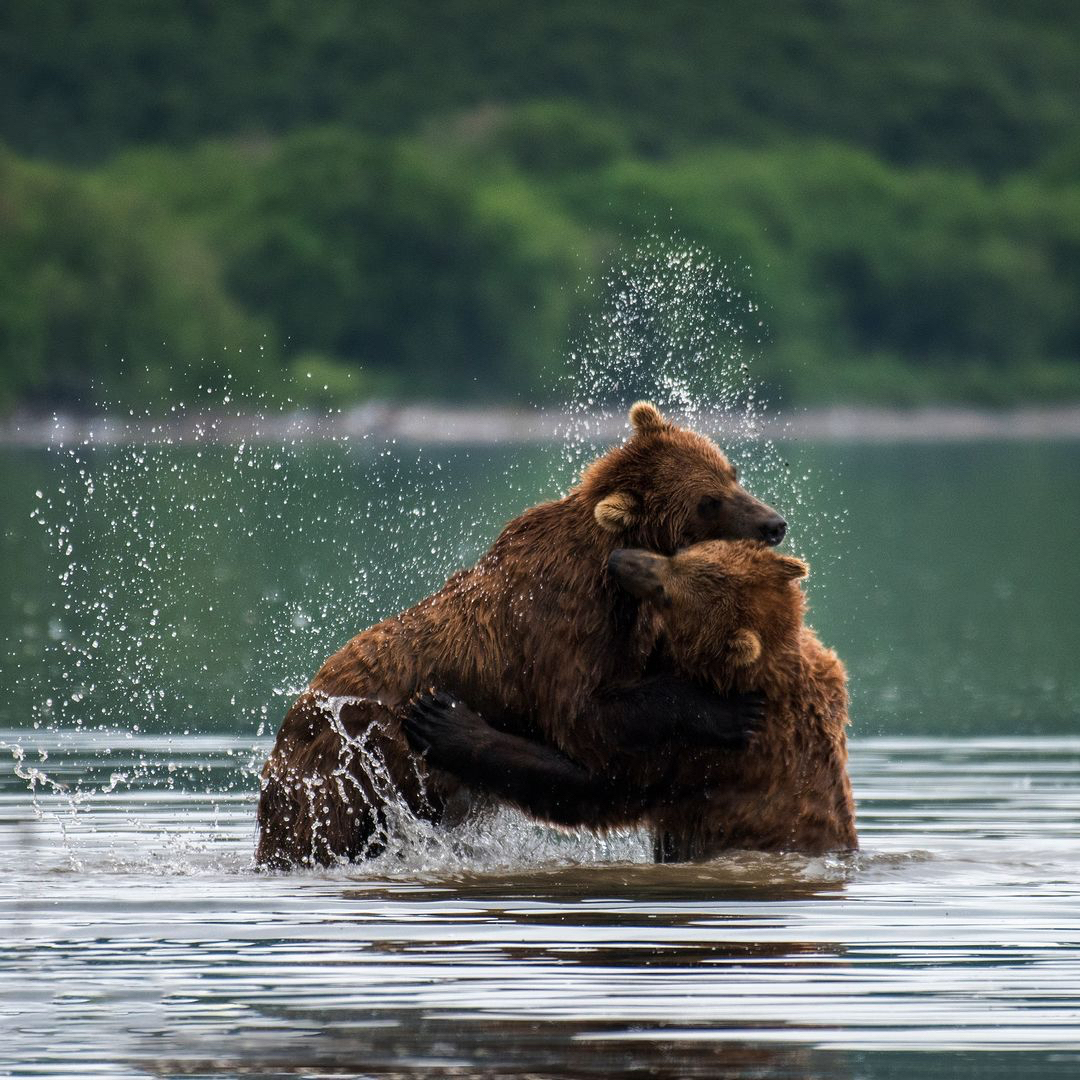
<box><xmin>2</xmin><ymin>0</ymin><xmax>1080</xmax><ymax>412</ymax></box>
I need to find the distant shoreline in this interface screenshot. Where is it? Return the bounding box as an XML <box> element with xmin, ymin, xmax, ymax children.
<box><xmin>3</xmin><ymin>402</ymin><xmax>1080</xmax><ymax>447</ymax></box>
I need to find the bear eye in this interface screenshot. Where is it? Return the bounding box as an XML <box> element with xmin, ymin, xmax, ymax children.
<box><xmin>699</xmin><ymin>494</ymin><xmax>724</xmax><ymax>514</ymax></box>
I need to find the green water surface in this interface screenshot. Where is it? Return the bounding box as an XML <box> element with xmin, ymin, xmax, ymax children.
<box><xmin>2</xmin><ymin>438</ymin><xmax>1078</xmax><ymax>737</ymax></box>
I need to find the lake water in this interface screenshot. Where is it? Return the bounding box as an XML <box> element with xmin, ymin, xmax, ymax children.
<box><xmin>2</xmin><ymin>434</ymin><xmax>1079</xmax><ymax>1078</ymax></box>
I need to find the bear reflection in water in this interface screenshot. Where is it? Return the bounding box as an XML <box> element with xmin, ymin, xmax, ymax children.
<box><xmin>256</xmin><ymin>402</ymin><xmax>803</xmax><ymax>868</ymax></box>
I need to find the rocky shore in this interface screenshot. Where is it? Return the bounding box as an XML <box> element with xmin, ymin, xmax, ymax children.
<box><xmin>3</xmin><ymin>402</ymin><xmax>1080</xmax><ymax>447</ymax></box>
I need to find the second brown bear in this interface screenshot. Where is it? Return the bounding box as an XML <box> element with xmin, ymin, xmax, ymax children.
<box><xmin>408</xmin><ymin>539</ymin><xmax>857</xmax><ymax>858</ymax></box>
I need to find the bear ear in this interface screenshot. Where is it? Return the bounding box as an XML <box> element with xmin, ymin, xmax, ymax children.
<box><xmin>594</xmin><ymin>491</ymin><xmax>641</xmax><ymax>532</ymax></box>
<box><xmin>731</xmin><ymin>628</ymin><xmax>763</xmax><ymax>666</ymax></box>
<box><xmin>776</xmin><ymin>555</ymin><xmax>808</xmax><ymax>581</ymax></box>
<box><xmin>629</xmin><ymin>400</ymin><xmax>667</xmax><ymax>434</ymax></box>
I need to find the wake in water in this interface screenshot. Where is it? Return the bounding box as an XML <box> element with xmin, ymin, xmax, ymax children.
<box><xmin>9</xmin><ymin>238</ymin><xmax>844</xmax><ymax>876</ymax></box>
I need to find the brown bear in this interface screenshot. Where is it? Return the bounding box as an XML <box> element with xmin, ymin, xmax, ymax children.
<box><xmin>256</xmin><ymin>402</ymin><xmax>787</xmax><ymax>868</ymax></box>
<box><xmin>613</xmin><ymin>541</ymin><xmax>857</xmax><ymax>858</ymax></box>
<box><xmin>407</xmin><ymin>539</ymin><xmax>857</xmax><ymax>859</ymax></box>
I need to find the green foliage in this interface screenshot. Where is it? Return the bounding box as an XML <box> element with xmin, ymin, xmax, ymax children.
<box><xmin>231</xmin><ymin>129</ymin><xmax>588</xmax><ymax>399</ymax></box>
<box><xmin>4</xmin><ymin>1</ymin><xmax>1079</xmax><ymax>177</ymax></box>
<box><xmin>103</xmin><ymin>128</ymin><xmax>591</xmax><ymax>401</ymax></box>
<box><xmin>483</xmin><ymin>101</ymin><xmax>631</xmax><ymax>175</ymax></box>
<box><xmin>558</xmin><ymin>142</ymin><xmax>1080</xmax><ymax>398</ymax></box>
<box><xmin>287</xmin><ymin>354</ymin><xmax>382</xmax><ymax>409</ymax></box>
<box><xmin>0</xmin><ymin>147</ymin><xmax>269</xmax><ymax>410</ymax></box>
<box><xmin>1</xmin><ymin>2</ymin><xmax>1080</xmax><ymax>410</ymax></box>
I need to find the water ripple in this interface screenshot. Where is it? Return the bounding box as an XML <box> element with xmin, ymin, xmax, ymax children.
<box><xmin>3</xmin><ymin>734</ymin><xmax>1080</xmax><ymax>1078</ymax></box>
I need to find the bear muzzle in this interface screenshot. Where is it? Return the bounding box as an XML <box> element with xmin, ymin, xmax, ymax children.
<box><xmin>698</xmin><ymin>490</ymin><xmax>787</xmax><ymax>546</ymax></box>
<box><xmin>759</xmin><ymin>514</ymin><xmax>787</xmax><ymax>546</ymax></box>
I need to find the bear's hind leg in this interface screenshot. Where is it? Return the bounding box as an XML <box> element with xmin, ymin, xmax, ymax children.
<box><xmin>256</xmin><ymin>693</ymin><xmax>398</xmax><ymax>868</ymax></box>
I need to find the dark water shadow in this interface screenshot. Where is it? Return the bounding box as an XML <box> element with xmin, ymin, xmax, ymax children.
<box><xmin>143</xmin><ymin>1032</ymin><xmax>1080</xmax><ymax>1080</ymax></box>
<box><xmin>340</xmin><ymin>857</ymin><xmax>855</xmax><ymax>905</ymax></box>
<box><xmin>145</xmin><ymin>1020</ymin><xmax>842</xmax><ymax>1079</ymax></box>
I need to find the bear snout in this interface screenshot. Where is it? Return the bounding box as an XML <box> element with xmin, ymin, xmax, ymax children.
<box><xmin>759</xmin><ymin>515</ymin><xmax>787</xmax><ymax>546</ymax></box>
<box><xmin>698</xmin><ymin>486</ymin><xmax>787</xmax><ymax>547</ymax></box>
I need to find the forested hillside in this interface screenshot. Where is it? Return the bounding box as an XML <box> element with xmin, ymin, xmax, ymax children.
<box><xmin>2</xmin><ymin>1</ymin><xmax>1079</xmax><ymax>409</ymax></box>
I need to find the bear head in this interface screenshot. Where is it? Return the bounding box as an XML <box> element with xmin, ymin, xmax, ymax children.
<box><xmin>607</xmin><ymin>539</ymin><xmax>808</xmax><ymax>691</ymax></box>
<box><xmin>582</xmin><ymin>402</ymin><xmax>786</xmax><ymax>554</ymax></box>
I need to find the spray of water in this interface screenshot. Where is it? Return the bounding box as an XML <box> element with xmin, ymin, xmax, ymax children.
<box><xmin>9</xmin><ymin>237</ymin><xmax>840</xmax><ymax>875</ymax></box>
<box><xmin>555</xmin><ymin>237</ymin><xmax>844</xmax><ymax>570</ymax></box>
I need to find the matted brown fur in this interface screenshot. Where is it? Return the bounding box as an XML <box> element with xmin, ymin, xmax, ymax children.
<box><xmin>609</xmin><ymin>540</ymin><xmax>857</xmax><ymax>858</ymax></box>
<box><xmin>256</xmin><ymin>403</ymin><xmax>785</xmax><ymax>867</ymax></box>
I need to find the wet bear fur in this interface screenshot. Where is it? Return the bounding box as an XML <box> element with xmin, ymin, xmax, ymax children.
<box><xmin>256</xmin><ymin>403</ymin><xmax>786</xmax><ymax>867</ymax></box>
<box><xmin>612</xmin><ymin>540</ymin><xmax>858</xmax><ymax>858</ymax></box>
<box><xmin>408</xmin><ymin>540</ymin><xmax>856</xmax><ymax>858</ymax></box>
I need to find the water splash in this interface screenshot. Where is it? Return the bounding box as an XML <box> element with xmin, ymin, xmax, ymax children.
<box><xmin>9</xmin><ymin>237</ymin><xmax>845</xmax><ymax>873</ymax></box>
<box><xmin>558</xmin><ymin>240</ymin><xmax>761</xmax><ymax>428</ymax></box>
<box><xmin>14</xmin><ymin>394</ymin><xmax>524</xmax><ymax>865</ymax></box>
<box><xmin>556</xmin><ymin>236</ymin><xmax>846</xmax><ymax>571</ymax></box>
